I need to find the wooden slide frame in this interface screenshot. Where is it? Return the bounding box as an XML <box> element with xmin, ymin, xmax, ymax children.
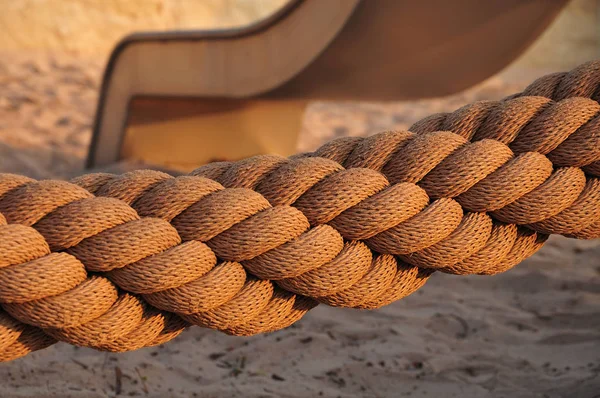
<box><xmin>88</xmin><ymin>0</ymin><xmax>567</xmax><ymax>171</ymax></box>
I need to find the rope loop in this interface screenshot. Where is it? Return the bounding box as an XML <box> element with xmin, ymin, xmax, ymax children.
<box><xmin>1</xmin><ymin>60</ymin><xmax>600</xmax><ymax>361</ymax></box>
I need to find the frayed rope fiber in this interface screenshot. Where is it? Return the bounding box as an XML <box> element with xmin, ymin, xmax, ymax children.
<box><xmin>1</xmin><ymin>60</ymin><xmax>600</xmax><ymax>361</ymax></box>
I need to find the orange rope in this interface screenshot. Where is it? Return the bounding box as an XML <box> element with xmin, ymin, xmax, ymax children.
<box><xmin>1</xmin><ymin>60</ymin><xmax>599</xmax><ymax>362</ymax></box>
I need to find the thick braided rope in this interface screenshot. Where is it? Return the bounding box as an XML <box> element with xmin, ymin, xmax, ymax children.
<box><xmin>1</xmin><ymin>61</ymin><xmax>600</xmax><ymax>362</ymax></box>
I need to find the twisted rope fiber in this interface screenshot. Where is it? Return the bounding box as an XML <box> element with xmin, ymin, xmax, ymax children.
<box><xmin>1</xmin><ymin>61</ymin><xmax>600</xmax><ymax>362</ymax></box>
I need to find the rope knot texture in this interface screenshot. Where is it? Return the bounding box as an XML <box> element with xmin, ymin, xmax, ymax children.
<box><xmin>1</xmin><ymin>60</ymin><xmax>600</xmax><ymax>361</ymax></box>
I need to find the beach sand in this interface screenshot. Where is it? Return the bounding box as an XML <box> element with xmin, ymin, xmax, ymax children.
<box><xmin>0</xmin><ymin>51</ymin><xmax>599</xmax><ymax>398</ymax></box>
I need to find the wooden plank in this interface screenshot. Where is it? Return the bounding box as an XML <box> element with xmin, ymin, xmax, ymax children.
<box><xmin>89</xmin><ymin>0</ymin><xmax>567</xmax><ymax>169</ymax></box>
<box><xmin>122</xmin><ymin>97</ymin><xmax>306</xmax><ymax>171</ymax></box>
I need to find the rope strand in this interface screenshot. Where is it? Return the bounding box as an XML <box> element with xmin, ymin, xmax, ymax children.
<box><xmin>1</xmin><ymin>60</ymin><xmax>599</xmax><ymax>362</ymax></box>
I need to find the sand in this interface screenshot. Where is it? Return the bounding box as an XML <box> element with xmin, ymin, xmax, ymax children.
<box><xmin>0</xmin><ymin>51</ymin><xmax>599</xmax><ymax>398</ymax></box>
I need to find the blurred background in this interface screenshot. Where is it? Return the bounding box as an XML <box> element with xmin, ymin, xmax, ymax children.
<box><xmin>1</xmin><ymin>0</ymin><xmax>599</xmax><ymax>178</ymax></box>
<box><xmin>0</xmin><ymin>0</ymin><xmax>596</xmax><ymax>66</ymax></box>
<box><xmin>0</xmin><ymin>0</ymin><xmax>288</xmax><ymax>54</ymax></box>
<box><xmin>1</xmin><ymin>2</ymin><xmax>599</xmax><ymax>397</ymax></box>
